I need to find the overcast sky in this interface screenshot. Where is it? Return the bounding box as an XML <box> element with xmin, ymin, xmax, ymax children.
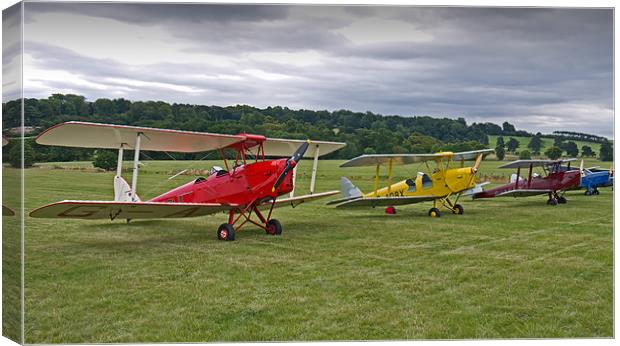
<box><xmin>9</xmin><ymin>3</ymin><xmax>615</xmax><ymax>137</ymax></box>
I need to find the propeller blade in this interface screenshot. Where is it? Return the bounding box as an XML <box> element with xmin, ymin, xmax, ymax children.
<box><xmin>579</xmin><ymin>159</ymin><xmax>584</xmax><ymax>178</ymax></box>
<box><xmin>472</xmin><ymin>154</ymin><xmax>483</xmax><ymax>173</ymax></box>
<box><xmin>272</xmin><ymin>140</ymin><xmax>311</xmax><ymax>192</ymax></box>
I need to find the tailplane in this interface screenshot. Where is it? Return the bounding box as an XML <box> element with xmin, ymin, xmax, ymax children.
<box><xmin>326</xmin><ymin>177</ymin><xmax>363</xmax><ymax>205</ymax></box>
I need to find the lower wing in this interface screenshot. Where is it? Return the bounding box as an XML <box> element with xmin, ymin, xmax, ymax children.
<box><xmin>492</xmin><ymin>189</ymin><xmax>552</xmax><ymax>198</ymax></box>
<box><xmin>333</xmin><ymin>195</ymin><xmax>436</xmax><ymax>208</ymax></box>
<box><xmin>259</xmin><ymin>190</ymin><xmax>340</xmax><ymax>210</ymax></box>
<box><xmin>29</xmin><ymin>200</ymin><xmax>235</xmax><ymax>220</ymax></box>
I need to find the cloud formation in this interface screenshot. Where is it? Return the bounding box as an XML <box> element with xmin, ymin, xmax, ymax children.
<box><xmin>18</xmin><ymin>3</ymin><xmax>614</xmax><ymax>137</ymax></box>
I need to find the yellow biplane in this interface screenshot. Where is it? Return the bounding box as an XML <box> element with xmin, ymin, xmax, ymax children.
<box><xmin>329</xmin><ymin>149</ymin><xmax>494</xmax><ymax>217</ymax></box>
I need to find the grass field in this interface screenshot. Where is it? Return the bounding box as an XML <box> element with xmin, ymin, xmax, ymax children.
<box><xmin>4</xmin><ymin>158</ymin><xmax>613</xmax><ymax>342</ymax></box>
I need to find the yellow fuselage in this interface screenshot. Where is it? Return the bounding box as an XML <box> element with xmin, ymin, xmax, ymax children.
<box><xmin>366</xmin><ymin>167</ymin><xmax>477</xmax><ymax>198</ymax></box>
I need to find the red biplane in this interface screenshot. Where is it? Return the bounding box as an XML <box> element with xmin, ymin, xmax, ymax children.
<box><xmin>30</xmin><ymin>122</ymin><xmax>345</xmax><ymax>240</ymax></box>
<box><xmin>471</xmin><ymin>159</ymin><xmax>581</xmax><ymax>205</ymax></box>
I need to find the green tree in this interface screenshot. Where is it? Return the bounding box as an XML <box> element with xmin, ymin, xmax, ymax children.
<box><xmin>527</xmin><ymin>134</ymin><xmax>543</xmax><ymax>154</ymax></box>
<box><xmin>496</xmin><ymin>136</ymin><xmax>505</xmax><ymax>148</ymax></box>
<box><xmin>564</xmin><ymin>141</ymin><xmax>578</xmax><ymax>157</ymax></box>
<box><xmin>507</xmin><ymin>137</ymin><xmax>519</xmax><ymax>152</ymax></box>
<box><xmin>363</xmin><ymin>147</ymin><xmax>376</xmax><ymax>155</ymax></box>
<box><xmin>519</xmin><ymin>150</ymin><xmax>532</xmax><ymax>159</ymax></box>
<box><xmin>92</xmin><ymin>150</ymin><xmax>118</xmax><ymax>171</ymax></box>
<box><xmin>545</xmin><ymin>146</ymin><xmax>563</xmax><ymax>160</ymax></box>
<box><xmin>9</xmin><ymin>141</ymin><xmax>35</xmax><ymax>168</ymax></box>
<box><xmin>581</xmin><ymin>145</ymin><xmax>594</xmax><ymax>157</ymax></box>
<box><xmin>502</xmin><ymin>122</ymin><xmax>516</xmax><ymax>134</ymax></box>
<box><xmin>600</xmin><ymin>141</ymin><xmax>613</xmax><ymax>161</ymax></box>
<box><xmin>494</xmin><ymin>136</ymin><xmax>505</xmax><ymax>160</ymax></box>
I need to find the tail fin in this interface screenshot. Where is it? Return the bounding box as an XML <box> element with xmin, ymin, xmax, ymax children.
<box><xmin>326</xmin><ymin>177</ymin><xmax>363</xmax><ymax>205</ymax></box>
<box><xmin>340</xmin><ymin>177</ymin><xmax>363</xmax><ymax>199</ymax></box>
<box><xmin>114</xmin><ymin>176</ymin><xmax>141</xmax><ymax>202</ymax></box>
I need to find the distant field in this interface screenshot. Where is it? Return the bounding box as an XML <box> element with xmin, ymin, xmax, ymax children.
<box><xmin>488</xmin><ymin>135</ymin><xmax>604</xmax><ymax>156</ymax></box>
<box><xmin>8</xmin><ymin>159</ymin><xmax>613</xmax><ymax>342</ymax></box>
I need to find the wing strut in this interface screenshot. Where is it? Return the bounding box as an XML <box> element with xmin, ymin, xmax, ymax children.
<box><xmin>373</xmin><ymin>164</ymin><xmax>380</xmax><ymax>196</ymax></box>
<box><xmin>387</xmin><ymin>158</ymin><xmax>393</xmax><ymax>194</ymax></box>
<box><xmin>309</xmin><ymin>144</ymin><xmax>320</xmax><ymax>194</ymax></box>
<box><xmin>290</xmin><ymin>165</ymin><xmax>298</xmax><ymax>198</ymax></box>
<box><xmin>131</xmin><ymin>132</ymin><xmax>142</xmax><ymax>201</ymax></box>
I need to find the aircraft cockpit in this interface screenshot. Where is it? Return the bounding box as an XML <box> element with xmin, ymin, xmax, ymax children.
<box><xmin>209</xmin><ymin>165</ymin><xmax>229</xmax><ymax>177</ymax></box>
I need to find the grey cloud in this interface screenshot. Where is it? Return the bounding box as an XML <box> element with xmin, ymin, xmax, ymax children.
<box><xmin>19</xmin><ymin>4</ymin><xmax>614</xmax><ymax>137</ymax></box>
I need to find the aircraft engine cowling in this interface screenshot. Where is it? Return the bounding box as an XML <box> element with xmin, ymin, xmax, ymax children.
<box><xmin>444</xmin><ymin>167</ymin><xmax>477</xmax><ymax>192</ymax></box>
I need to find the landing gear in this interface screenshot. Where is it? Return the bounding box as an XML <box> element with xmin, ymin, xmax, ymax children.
<box><xmin>428</xmin><ymin>207</ymin><xmax>441</xmax><ymax>217</ymax></box>
<box><xmin>217</xmin><ymin>200</ymin><xmax>283</xmax><ymax>240</ymax></box>
<box><xmin>385</xmin><ymin>206</ymin><xmax>397</xmax><ymax>214</ymax></box>
<box><xmin>265</xmin><ymin>219</ymin><xmax>282</xmax><ymax>235</ymax></box>
<box><xmin>452</xmin><ymin>204</ymin><xmax>464</xmax><ymax>215</ymax></box>
<box><xmin>217</xmin><ymin>223</ymin><xmax>235</xmax><ymax>241</ymax></box>
<box><xmin>594</xmin><ymin>189</ymin><xmax>600</xmax><ymax>195</ymax></box>
<box><xmin>557</xmin><ymin>196</ymin><xmax>567</xmax><ymax>204</ymax></box>
<box><xmin>433</xmin><ymin>193</ymin><xmax>464</xmax><ymax>216</ymax></box>
<box><xmin>547</xmin><ymin>198</ymin><xmax>558</xmax><ymax>206</ymax></box>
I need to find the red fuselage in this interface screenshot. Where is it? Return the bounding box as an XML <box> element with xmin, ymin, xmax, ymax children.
<box><xmin>475</xmin><ymin>170</ymin><xmax>581</xmax><ymax>198</ymax></box>
<box><xmin>149</xmin><ymin>159</ymin><xmax>294</xmax><ymax>206</ymax></box>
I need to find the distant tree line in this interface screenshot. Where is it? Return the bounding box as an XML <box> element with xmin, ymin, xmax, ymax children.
<box><xmin>552</xmin><ymin>131</ymin><xmax>608</xmax><ymax>144</ymax></box>
<box><xmin>2</xmin><ymin>94</ymin><xmax>611</xmax><ymax>164</ymax></box>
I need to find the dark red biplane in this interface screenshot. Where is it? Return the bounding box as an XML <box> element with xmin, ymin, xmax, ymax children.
<box><xmin>472</xmin><ymin>159</ymin><xmax>581</xmax><ymax>205</ymax></box>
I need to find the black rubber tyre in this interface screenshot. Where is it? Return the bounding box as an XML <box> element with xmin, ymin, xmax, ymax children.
<box><xmin>594</xmin><ymin>190</ymin><xmax>600</xmax><ymax>195</ymax></box>
<box><xmin>266</xmin><ymin>219</ymin><xmax>283</xmax><ymax>235</ymax></box>
<box><xmin>547</xmin><ymin>198</ymin><xmax>558</xmax><ymax>206</ymax></box>
<box><xmin>453</xmin><ymin>204</ymin><xmax>464</xmax><ymax>215</ymax></box>
<box><xmin>428</xmin><ymin>207</ymin><xmax>441</xmax><ymax>217</ymax></box>
<box><xmin>585</xmin><ymin>190</ymin><xmax>592</xmax><ymax>196</ymax></box>
<box><xmin>557</xmin><ymin>196</ymin><xmax>567</xmax><ymax>204</ymax></box>
<box><xmin>217</xmin><ymin>223</ymin><xmax>235</xmax><ymax>241</ymax></box>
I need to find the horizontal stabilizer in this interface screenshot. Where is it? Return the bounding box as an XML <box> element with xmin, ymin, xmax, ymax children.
<box><xmin>259</xmin><ymin>190</ymin><xmax>340</xmax><ymax>210</ymax></box>
<box><xmin>461</xmin><ymin>182</ymin><xmax>491</xmax><ymax>197</ymax></box>
<box><xmin>334</xmin><ymin>195</ymin><xmax>436</xmax><ymax>208</ymax></box>
<box><xmin>30</xmin><ymin>200</ymin><xmax>234</xmax><ymax>220</ymax></box>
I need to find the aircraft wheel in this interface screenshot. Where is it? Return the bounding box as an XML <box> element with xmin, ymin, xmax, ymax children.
<box><xmin>585</xmin><ymin>190</ymin><xmax>592</xmax><ymax>196</ymax></box>
<box><xmin>266</xmin><ymin>219</ymin><xmax>282</xmax><ymax>235</ymax></box>
<box><xmin>217</xmin><ymin>223</ymin><xmax>235</xmax><ymax>241</ymax></box>
<box><xmin>594</xmin><ymin>190</ymin><xmax>600</xmax><ymax>195</ymax></box>
<box><xmin>385</xmin><ymin>206</ymin><xmax>397</xmax><ymax>214</ymax></box>
<box><xmin>547</xmin><ymin>199</ymin><xmax>558</xmax><ymax>206</ymax></box>
<box><xmin>557</xmin><ymin>196</ymin><xmax>567</xmax><ymax>204</ymax></box>
<box><xmin>453</xmin><ymin>204</ymin><xmax>464</xmax><ymax>215</ymax></box>
<box><xmin>428</xmin><ymin>208</ymin><xmax>441</xmax><ymax>218</ymax></box>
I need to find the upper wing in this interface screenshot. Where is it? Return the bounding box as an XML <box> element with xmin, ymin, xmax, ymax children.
<box><xmin>36</xmin><ymin>121</ymin><xmax>243</xmax><ymax>152</ymax></box>
<box><xmin>499</xmin><ymin>159</ymin><xmax>577</xmax><ymax>169</ymax></box>
<box><xmin>261</xmin><ymin>138</ymin><xmax>346</xmax><ymax>158</ymax></box>
<box><xmin>258</xmin><ymin>190</ymin><xmax>340</xmax><ymax>210</ymax></box>
<box><xmin>340</xmin><ymin>149</ymin><xmax>494</xmax><ymax>167</ymax></box>
<box><xmin>333</xmin><ymin>195</ymin><xmax>437</xmax><ymax>208</ymax></box>
<box><xmin>30</xmin><ymin>200</ymin><xmax>234</xmax><ymax>220</ymax></box>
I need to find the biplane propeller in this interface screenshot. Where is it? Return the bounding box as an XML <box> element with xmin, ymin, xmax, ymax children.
<box><xmin>328</xmin><ymin>149</ymin><xmax>494</xmax><ymax>217</ymax></box>
<box><xmin>29</xmin><ymin>121</ymin><xmax>346</xmax><ymax>241</ymax></box>
<box><xmin>472</xmin><ymin>158</ymin><xmax>581</xmax><ymax>205</ymax></box>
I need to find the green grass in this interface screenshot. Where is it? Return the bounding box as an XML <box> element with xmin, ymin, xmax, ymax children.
<box><xmin>488</xmin><ymin>135</ymin><xmax>605</xmax><ymax>156</ymax></box>
<box><xmin>7</xmin><ymin>159</ymin><xmax>613</xmax><ymax>342</ymax></box>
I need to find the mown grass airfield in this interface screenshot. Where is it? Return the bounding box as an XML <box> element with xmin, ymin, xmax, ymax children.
<box><xmin>5</xmin><ymin>157</ymin><xmax>612</xmax><ymax>342</ymax></box>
